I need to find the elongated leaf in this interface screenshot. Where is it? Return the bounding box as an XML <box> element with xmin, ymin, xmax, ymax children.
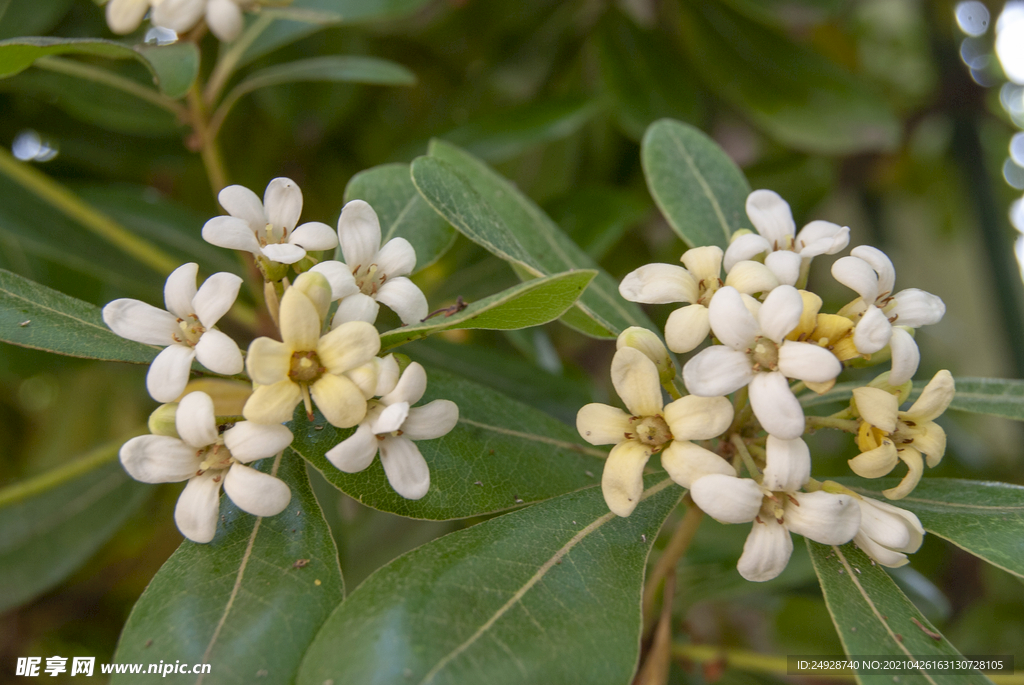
<box><xmin>642</xmin><ymin>118</ymin><xmax>750</xmax><ymax>250</ymax></box>
<box><xmin>0</xmin><ymin>440</ymin><xmax>150</xmax><ymax>612</ymax></box>
<box><xmin>112</xmin><ymin>453</ymin><xmax>343</xmax><ymax>685</ymax></box>
<box><xmin>411</xmin><ymin>140</ymin><xmax>653</xmax><ymax>338</ymax></box>
<box><xmin>297</xmin><ymin>475</ymin><xmax>681</xmax><ymax>685</ymax></box>
<box><xmin>380</xmin><ymin>270</ymin><xmax>596</xmax><ymax>351</ymax></box>
<box><xmin>0</xmin><ymin>268</ymin><xmax>158</xmax><ymax>363</ymax></box>
<box><xmin>677</xmin><ymin>2</ymin><xmax>899</xmax><ymax>154</ymax></box>
<box><xmin>134</xmin><ymin>43</ymin><xmax>200</xmax><ymax>99</ymax></box>
<box><xmin>343</xmin><ymin>163</ymin><xmax>455</xmax><ymax>271</ymax></box>
<box><xmin>291</xmin><ymin>367</ymin><xmax>606</xmax><ymax>520</ymax></box>
<box><xmin>808</xmin><ymin>541</ymin><xmax>987</xmax><ymax>682</ymax></box>
<box><xmin>845</xmin><ymin>479</ymin><xmax>1024</xmax><ymax>579</ymax></box>
<box><xmin>229</xmin><ymin>55</ymin><xmax>414</xmax><ymax>99</ymax></box>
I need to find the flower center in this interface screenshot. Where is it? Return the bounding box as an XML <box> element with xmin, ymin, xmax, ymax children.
<box><xmin>289</xmin><ymin>350</ymin><xmax>325</xmax><ymax>383</ymax></box>
<box><xmin>696</xmin><ymin>277</ymin><xmax>723</xmax><ymax>307</ymax></box>
<box><xmin>630</xmin><ymin>415</ymin><xmax>673</xmax><ymax>447</ymax></box>
<box><xmin>755</xmin><ymin>490</ymin><xmax>793</xmax><ymax>525</ymax></box>
<box><xmin>353</xmin><ymin>263</ymin><xmax>387</xmax><ymax>296</ymax></box>
<box><xmin>174</xmin><ymin>314</ymin><xmax>205</xmax><ymax>346</ymax></box>
<box><xmin>197</xmin><ymin>439</ymin><xmax>234</xmax><ymax>475</ymax></box>
<box><xmin>748</xmin><ymin>336</ymin><xmax>780</xmax><ymax>371</ymax></box>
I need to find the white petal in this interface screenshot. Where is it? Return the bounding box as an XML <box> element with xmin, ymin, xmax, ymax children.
<box><xmin>379</xmin><ymin>436</ymin><xmax>430</xmax><ymax>499</ymax></box>
<box><xmin>333</xmin><ymin>293</ymin><xmax>380</xmax><ymax>325</ymax></box>
<box><xmin>338</xmin><ymin>199</ymin><xmax>382</xmax><ymax>270</ymax></box>
<box><xmin>854</xmin><ymin>532</ymin><xmax>910</xmax><ymax>567</ymax></box>
<box><xmin>664</xmin><ymin>395</ymin><xmax>733</xmax><ymax>440</ymax></box>
<box><xmin>311</xmin><ymin>374</ymin><xmax>367</xmax><ymax>428</ymax></box>
<box><xmin>318</xmin><ymin>320</ymin><xmax>381</xmax><ymax>375</ymax></box>
<box><xmin>218</xmin><ymin>184</ymin><xmax>266</xmax><ymax>230</ymax></box>
<box><xmin>206</xmin><ymin>0</ymin><xmax>244</xmax><ymax>41</ymax></box>
<box><xmin>174</xmin><ymin>471</ymin><xmax>222</xmax><ymax>543</ymax></box>
<box><xmin>310</xmin><ymin>261</ymin><xmax>359</xmax><ymax>301</ymax></box>
<box><xmin>680</xmin><ymin>245</ymin><xmax>724</xmax><ymax>281</ymax></box>
<box><xmin>346</xmin><ymin>360</ymin><xmax>381</xmax><ymax>399</ymax></box>
<box><xmin>853</xmin><ymin>306</ymin><xmax>892</xmax><ymax>354</ymax></box>
<box><xmin>851</xmin><ymin>246</ymin><xmax>895</xmax><ymax>298</ymax></box>
<box><xmin>279</xmin><ymin>286</ymin><xmax>321</xmax><ymax>351</ymax></box>
<box><xmin>852</xmin><ymin>387</ymin><xmax>899</xmax><ymax>432</ymax></box>
<box><xmin>764</xmin><ymin>250</ymin><xmax>802</xmax><ymax>287</ymax></box>
<box><xmin>888</xmin><ymin>327</ymin><xmax>920</xmax><ymax>386</ymax></box>
<box><xmin>193</xmin><ymin>272</ymin><xmax>242</xmax><ymax>328</ymax></box>
<box><xmin>859</xmin><ymin>498</ymin><xmax>924</xmax><ymax>553</ymax></box>
<box><xmin>147</xmin><ymin>344</ymin><xmax>196</xmax><ymax>403</ymax></box>
<box><xmin>289</xmin><ymin>221</ymin><xmax>339</xmax><ymax>252</ymax></box>
<box><xmin>611</xmin><ymin>347</ymin><xmax>663</xmax><ymax>417</ymax></box>
<box><xmin>796</xmin><ymin>220</ymin><xmax>849</xmax><ymax>257</ymax></box>
<box><xmin>889</xmin><ymin>289</ymin><xmax>945</xmax><ymax>328</ymax></box>
<box><xmin>372</xmin><ymin>401</ymin><xmax>409</xmax><ymax>434</ymax></box>
<box><xmin>102</xmin><ymin>299</ymin><xmax>177</xmax><ymax>345</ymax></box>
<box><xmin>326</xmin><ymin>423</ymin><xmax>379</xmax><ymax>473</ymax></box>
<box><xmin>376</xmin><ymin>237</ymin><xmax>418</xmax><ymax>279</ymax></box>
<box><xmin>201</xmin><ymin>216</ymin><xmax>261</xmax><ymax>254</ymax></box>
<box><xmin>749</xmin><ymin>371</ymin><xmax>804</xmax><ymax>439</ymax></box>
<box><xmin>264</xmin><ymin>178</ymin><xmax>302</xmax><ymax>232</ymax></box>
<box><xmin>376</xmin><ymin>277</ymin><xmax>429</xmax><ymax>325</ymax></box>
<box><xmin>175</xmin><ymin>391</ymin><xmax>218</xmax><ymax>448</ymax></box>
<box><xmin>724</xmin><ymin>260</ymin><xmax>779</xmax><ymax>295</ymax></box>
<box><xmin>707</xmin><ymin>286</ymin><xmax>759</xmax><ymax>350</ymax></box>
<box><xmin>723</xmin><ymin>233</ymin><xmax>771</xmax><ymax>273</ymax></box>
<box><xmin>737</xmin><ymin>517</ymin><xmax>793</xmax><ymax>582</ymax></box>
<box><xmin>660</xmin><ymin>441</ymin><xmax>734</xmax><ymax>489</ymax></box>
<box><xmin>402</xmin><ymin>400</ymin><xmax>459</xmax><ymax>440</ymax></box>
<box><xmin>832</xmin><ymin>256</ymin><xmax>879</xmax><ymax>303</ymax></box>
<box><xmin>665</xmin><ymin>304</ymin><xmax>711</xmax><ymax>354</ymax></box>
<box><xmin>746</xmin><ymin>190</ymin><xmax>795</xmax><ymax>246</ymax></box>
<box><xmin>618</xmin><ymin>264</ymin><xmax>697</xmax><ymax>304</ymax></box>
<box><xmin>786</xmin><ymin>491</ymin><xmax>861</xmax><ymax>545</ymax></box>
<box><xmin>848</xmin><ymin>441</ymin><xmax>899</xmax><ymax>478</ymax></box>
<box><xmin>224</xmin><ymin>463</ymin><xmax>291</xmax><ymax>516</ymax></box>
<box><xmin>690</xmin><ymin>474</ymin><xmax>762</xmax><ymax>523</ymax></box>
<box><xmin>223</xmin><ymin>422</ymin><xmax>294</xmax><ymax>462</ymax></box>
<box><xmin>151</xmin><ymin>0</ymin><xmax>205</xmax><ymax>32</ymax></box>
<box><xmin>601</xmin><ymin>440</ymin><xmax>652</xmax><ymax>517</ymax></box>
<box><xmin>375</xmin><ymin>354</ymin><xmax>401</xmax><ymax>396</ymax></box>
<box><xmin>119</xmin><ymin>435</ymin><xmax>199</xmax><ymax>483</ymax></box>
<box><xmin>577</xmin><ymin>404</ymin><xmax>632</xmax><ymax>445</ymax></box>
<box><xmin>758</xmin><ymin>284</ymin><xmax>803</xmax><ymax>343</ymax></box>
<box><xmin>164</xmin><ymin>263</ymin><xmax>198</xmax><ymax>319</ymax></box>
<box><xmin>195</xmin><ymin>329</ymin><xmax>243</xmax><ymax>375</ymax></box>
<box><xmin>905</xmin><ymin>370</ymin><xmax>955</xmax><ymax>421</ymax></box>
<box><xmin>106</xmin><ymin>0</ymin><xmax>149</xmax><ymax>34</ymax></box>
<box><xmin>382</xmin><ymin>362</ymin><xmax>427</xmax><ymax>406</ymax></box>
<box><xmin>260</xmin><ymin>243</ymin><xmax>307</xmax><ymax>265</ymax></box>
<box><xmin>777</xmin><ymin>340</ymin><xmax>842</xmax><ymax>383</ymax></box>
<box><xmin>682</xmin><ymin>346</ymin><xmax>753</xmax><ymax>397</ymax></box>
<box><xmin>762</xmin><ymin>435</ymin><xmax>810</xmax><ymax>492</ymax></box>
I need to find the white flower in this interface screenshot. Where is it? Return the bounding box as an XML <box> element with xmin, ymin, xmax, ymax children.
<box><xmin>853</xmin><ymin>497</ymin><xmax>924</xmax><ymax>567</ymax></box>
<box><xmin>326</xmin><ymin>358</ymin><xmax>458</xmax><ymax>500</ymax></box>
<box><xmin>120</xmin><ymin>392</ymin><xmax>293</xmax><ymax>543</ymax></box>
<box><xmin>105</xmin><ymin>0</ymin><xmax>250</xmax><ymax>41</ymax></box>
<box><xmin>724</xmin><ymin>190</ymin><xmax>850</xmax><ymax>286</ymax></box>
<box><xmin>618</xmin><ymin>246</ymin><xmax>778</xmax><ymax>353</ymax></box>
<box><xmin>577</xmin><ymin>347</ymin><xmax>735</xmax><ymax>517</ymax></box>
<box><xmin>331</xmin><ymin>200</ymin><xmax>428</xmax><ymax>326</ymax></box>
<box><xmin>105</xmin><ymin>0</ymin><xmax>152</xmax><ymax>34</ymax></box>
<box><xmin>202</xmin><ymin>178</ymin><xmax>338</xmax><ymax>266</ymax></box>
<box><xmin>103</xmin><ymin>263</ymin><xmax>243</xmax><ymax>403</ymax></box>
<box><xmin>243</xmin><ymin>273</ymin><xmax>381</xmax><ymax>427</ymax></box>
<box><xmin>849</xmin><ymin>370</ymin><xmax>954</xmax><ymax>499</ymax></box>
<box><xmin>831</xmin><ymin>246</ymin><xmax>945</xmax><ymax>385</ymax></box>
<box><xmin>683</xmin><ymin>285</ymin><xmax>842</xmax><ymax>439</ymax></box>
<box><xmin>690</xmin><ymin>436</ymin><xmax>861</xmax><ymax>582</ymax></box>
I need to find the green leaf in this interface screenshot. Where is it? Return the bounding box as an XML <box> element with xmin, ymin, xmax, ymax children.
<box><xmin>411</xmin><ymin>140</ymin><xmax>654</xmax><ymax>338</ymax></box>
<box><xmin>134</xmin><ymin>43</ymin><xmax>200</xmax><ymax>99</ymax></box>
<box><xmin>343</xmin><ymin>162</ymin><xmax>456</xmax><ymax>271</ymax></box>
<box><xmin>0</xmin><ymin>440</ymin><xmax>150</xmax><ymax>612</ymax></box>
<box><xmin>641</xmin><ymin>118</ymin><xmax>750</xmax><ymax>250</ymax></box>
<box><xmin>0</xmin><ymin>268</ymin><xmax>158</xmax><ymax>363</ymax></box>
<box><xmin>0</xmin><ymin>0</ymin><xmax>73</xmax><ymax>40</ymax></box>
<box><xmin>808</xmin><ymin>540</ymin><xmax>987</xmax><ymax>680</ymax></box>
<box><xmin>845</xmin><ymin>479</ymin><xmax>1024</xmax><ymax>580</ymax></box>
<box><xmin>677</xmin><ymin>2</ymin><xmax>900</xmax><ymax>154</ymax></box>
<box><xmin>545</xmin><ymin>186</ymin><xmax>649</xmax><ymax>261</ymax></box>
<box><xmin>112</xmin><ymin>453</ymin><xmax>343</xmax><ymax>684</ymax></box>
<box><xmin>297</xmin><ymin>475</ymin><xmax>681</xmax><ymax>685</ymax></box>
<box><xmin>229</xmin><ymin>55</ymin><xmax>414</xmax><ymax>98</ymax></box>
<box><xmin>291</xmin><ymin>367</ymin><xmax>606</xmax><ymax>520</ymax></box>
<box><xmin>380</xmin><ymin>270</ymin><xmax>596</xmax><ymax>352</ymax></box>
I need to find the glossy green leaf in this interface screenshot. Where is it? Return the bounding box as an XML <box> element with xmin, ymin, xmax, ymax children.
<box><xmin>544</xmin><ymin>185</ymin><xmax>649</xmax><ymax>261</ymax></box>
<box><xmin>677</xmin><ymin>2</ymin><xmax>900</xmax><ymax>154</ymax></box>
<box><xmin>0</xmin><ymin>440</ymin><xmax>150</xmax><ymax>612</ymax></box>
<box><xmin>112</xmin><ymin>453</ymin><xmax>343</xmax><ymax>685</ymax></box>
<box><xmin>845</xmin><ymin>479</ymin><xmax>1024</xmax><ymax>579</ymax></box>
<box><xmin>0</xmin><ymin>268</ymin><xmax>158</xmax><ymax>363</ymax></box>
<box><xmin>297</xmin><ymin>475</ymin><xmax>681</xmax><ymax>685</ymax></box>
<box><xmin>411</xmin><ymin>140</ymin><xmax>653</xmax><ymax>338</ymax></box>
<box><xmin>808</xmin><ymin>541</ymin><xmax>986</xmax><ymax>680</ymax></box>
<box><xmin>642</xmin><ymin>118</ymin><xmax>750</xmax><ymax>250</ymax></box>
<box><xmin>343</xmin><ymin>162</ymin><xmax>455</xmax><ymax>271</ymax></box>
<box><xmin>291</xmin><ymin>367</ymin><xmax>606</xmax><ymax>520</ymax></box>
<box><xmin>380</xmin><ymin>270</ymin><xmax>596</xmax><ymax>351</ymax></box>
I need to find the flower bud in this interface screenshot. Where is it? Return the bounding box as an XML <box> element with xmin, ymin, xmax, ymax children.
<box><xmin>181</xmin><ymin>378</ymin><xmax>252</xmax><ymax>417</ymax></box>
<box><xmin>148</xmin><ymin>403</ymin><xmax>180</xmax><ymax>438</ymax></box>
<box><xmin>616</xmin><ymin>327</ymin><xmax>675</xmax><ymax>384</ymax></box>
<box><xmin>292</xmin><ymin>271</ymin><xmax>333</xmax><ymax>325</ymax></box>
<box><xmin>867</xmin><ymin>371</ymin><xmax>913</xmax><ymax>405</ymax></box>
<box><xmin>853</xmin><ymin>497</ymin><xmax>924</xmax><ymax>567</ymax></box>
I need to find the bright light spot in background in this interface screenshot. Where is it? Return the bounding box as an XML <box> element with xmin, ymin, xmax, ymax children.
<box><xmin>1012</xmin><ymin>132</ymin><xmax>1024</xmax><ymax>165</ymax></box>
<box><xmin>144</xmin><ymin>26</ymin><xmax>178</xmax><ymax>45</ymax></box>
<box><xmin>957</xmin><ymin>1</ymin><xmax>991</xmax><ymax>35</ymax></box>
<box><xmin>12</xmin><ymin>130</ymin><xmax>58</xmax><ymax>162</ymax></box>
<box><xmin>996</xmin><ymin>2</ymin><xmax>1024</xmax><ymax>84</ymax></box>
<box><xmin>1010</xmin><ymin>197</ymin><xmax>1024</xmax><ymax>231</ymax></box>
<box><xmin>1007</xmin><ymin>158</ymin><xmax>1024</xmax><ymax>189</ymax></box>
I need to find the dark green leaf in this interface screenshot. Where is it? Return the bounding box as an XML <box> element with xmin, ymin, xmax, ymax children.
<box><xmin>411</xmin><ymin>140</ymin><xmax>654</xmax><ymax>338</ymax></box>
<box><xmin>343</xmin><ymin>162</ymin><xmax>455</xmax><ymax>271</ymax></box>
<box><xmin>677</xmin><ymin>2</ymin><xmax>900</xmax><ymax>154</ymax></box>
<box><xmin>0</xmin><ymin>268</ymin><xmax>158</xmax><ymax>363</ymax></box>
<box><xmin>808</xmin><ymin>540</ymin><xmax>986</xmax><ymax>679</ymax></box>
<box><xmin>230</xmin><ymin>55</ymin><xmax>414</xmax><ymax>96</ymax></box>
<box><xmin>297</xmin><ymin>475</ymin><xmax>681</xmax><ymax>685</ymax></box>
<box><xmin>112</xmin><ymin>453</ymin><xmax>343</xmax><ymax>685</ymax></box>
<box><xmin>0</xmin><ymin>0</ymin><xmax>74</xmax><ymax>40</ymax></box>
<box><xmin>291</xmin><ymin>367</ymin><xmax>606</xmax><ymax>520</ymax></box>
<box><xmin>545</xmin><ymin>185</ymin><xmax>649</xmax><ymax>261</ymax></box>
<box><xmin>642</xmin><ymin>118</ymin><xmax>750</xmax><ymax>250</ymax></box>
<box><xmin>380</xmin><ymin>270</ymin><xmax>596</xmax><ymax>351</ymax></box>
<box><xmin>0</xmin><ymin>440</ymin><xmax>150</xmax><ymax>612</ymax></box>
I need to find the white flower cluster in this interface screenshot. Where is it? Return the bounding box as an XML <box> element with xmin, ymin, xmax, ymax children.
<box><xmin>105</xmin><ymin>178</ymin><xmax>457</xmax><ymax>543</ymax></box>
<box><xmin>579</xmin><ymin>189</ymin><xmax>950</xmax><ymax>581</ymax></box>
<box><xmin>106</xmin><ymin>0</ymin><xmax>253</xmax><ymax>43</ymax></box>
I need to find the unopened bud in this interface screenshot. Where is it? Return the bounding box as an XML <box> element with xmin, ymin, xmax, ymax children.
<box><xmin>148</xmin><ymin>403</ymin><xmax>180</xmax><ymax>438</ymax></box>
<box><xmin>181</xmin><ymin>378</ymin><xmax>252</xmax><ymax>417</ymax></box>
<box><xmin>292</xmin><ymin>271</ymin><xmax>332</xmax><ymax>325</ymax></box>
<box><xmin>616</xmin><ymin>327</ymin><xmax>675</xmax><ymax>384</ymax></box>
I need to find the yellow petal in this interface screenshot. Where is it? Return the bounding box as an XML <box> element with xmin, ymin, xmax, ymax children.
<box><xmin>311</xmin><ymin>373</ymin><xmax>367</xmax><ymax>428</ymax></box>
<box><xmin>576</xmin><ymin>404</ymin><xmax>632</xmax><ymax>445</ymax></box>
<box><xmin>905</xmin><ymin>370</ymin><xmax>954</xmax><ymax>422</ymax></box>
<box><xmin>848</xmin><ymin>440</ymin><xmax>899</xmax><ymax>478</ymax></box>
<box><xmin>785</xmin><ymin>290</ymin><xmax>822</xmax><ymax>341</ymax></box>
<box><xmin>318</xmin><ymin>321</ymin><xmax>381</xmax><ymax>375</ymax></box>
<box><xmin>601</xmin><ymin>441</ymin><xmax>652</xmax><ymax>517</ymax></box>
<box><xmin>279</xmin><ymin>286</ymin><xmax>321</xmax><ymax>351</ymax></box>
<box><xmin>883</xmin><ymin>448</ymin><xmax>924</xmax><ymax>500</ymax></box>
<box><xmin>853</xmin><ymin>387</ymin><xmax>899</xmax><ymax>433</ymax></box>
<box><xmin>245</xmin><ymin>337</ymin><xmax>291</xmax><ymax>386</ymax></box>
<box><xmin>243</xmin><ymin>380</ymin><xmax>301</xmax><ymax>424</ymax></box>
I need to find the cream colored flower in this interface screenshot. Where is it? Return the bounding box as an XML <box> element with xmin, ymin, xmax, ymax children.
<box><xmin>853</xmin><ymin>496</ymin><xmax>924</xmax><ymax>567</ymax></box>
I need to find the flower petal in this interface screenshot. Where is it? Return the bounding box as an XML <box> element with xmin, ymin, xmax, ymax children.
<box><xmin>858</xmin><ymin>498</ymin><xmax>924</xmax><ymax>553</ymax></box>
<box><xmin>618</xmin><ymin>263</ymin><xmax>697</xmax><ymax>304</ymax></box>
<box><xmin>690</xmin><ymin>474</ymin><xmax>762</xmax><ymax>523</ymax></box>
<box><xmin>725</xmin><ymin>260</ymin><xmax>779</xmax><ymax>295</ymax></box>
<box><xmin>660</xmin><ymin>441</ymin><xmax>734</xmax><ymax>489</ymax></box>
<box><xmin>853</xmin><ymin>387</ymin><xmax>899</xmax><ymax>432</ymax></box>
<box><xmin>680</xmin><ymin>246</ymin><xmax>724</xmax><ymax>281</ymax></box>
<box><xmin>224</xmin><ymin>422</ymin><xmax>294</xmax><ymax>463</ymax></box>
<box><xmin>147</xmin><ymin>344</ymin><xmax>196</xmax><ymax>403</ymax></box>
<box><xmin>326</xmin><ymin>423</ymin><xmax>379</xmax><ymax>473</ymax></box>
<box><xmin>338</xmin><ymin>199</ymin><xmax>382</xmax><ymax>270</ymax></box>
<box><xmin>853</xmin><ymin>305</ymin><xmax>892</xmax><ymax>354</ymax></box>
<box><xmin>723</xmin><ymin>233</ymin><xmax>771</xmax><ymax>273</ymax></box>
<box><xmin>737</xmin><ymin>517</ymin><xmax>793</xmax><ymax>582</ymax></box>
<box><xmin>193</xmin><ymin>272</ymin><xmax>242</xmax><ymax>327</ymax></box>
<box><xmin>905</xmin><ymin>370</ymin><xmax>955</xmax><ymax>421</ymax></box>
<box><xmin>682</xmin><ymin>346</ymin><xmax>753</xmax><ymax>397</ymax></box>
<box><xmin>375</xmin><ymin>354</ymin><xmax>401</xmax><ymax>396</ymax></box>
<box><xmin>883</xmin><ymin>448</ymin><xmax>924</xmax><ymax>500</ymax></box>
<box><xmin>749</xmin><ymin>371</ymin><xmax>804</xmax><ymax>439</ymax></box>
<box><xmin>376</xmin><ymin>237</ymin><xmax>417</xmax><ymax>279</ymax></box>
<box><xmin>832</xmin><ymin>256</ymin><xmax>879</xmax><ymax>303</ymax></box>
<box><xmin>664</xmin><ymin>304</ymin><xmax>711</xmax><ymax>354</ymax></box>
<box><xmin>372</xmin><ymin>401</ymin><xmax>409</xmax><ymax>434</ymax></box>
<box><xmin>376</xmin><ymin>277</ymin><xmax>429</xmax><ymax>325</ymax></box>
<box><xmin>318</xmin><ymin>320</ymin><xmax>381</xmax><ymax>374</ymax></box>
<box><xmin>218</xmin><ymin>184</ymin><xmax>265</xmax><ymax>230</ymax></box>
<box><xmin>309</xmin><ymin>261</ymin><xmax>360</xmax><ymax>301</ymax></box>
<box><xmin>279</xmin><ymin>286</ymin><xmax>321</xmax><ymax>351</ymax></box>
<box><xmin>664</xmin><ymin>395</ymin><xmax>733</xmax><ymax>440</ymax></box>
<box><xmin>762</xmin><ymin>435</ymin><xmax>810</xmax><ymax>492</ymax></box>
<box><xmin>758</xmin><ymin>285</ymin><xmax>803</xmax><ymax>343</ymax></box>
<box><xmin>777</xmin><ymin>340</ymin><xmax>842</xmax><ymax>383</ymax></box>
<box><xmin>260</xmin><ymin>242</ymin><xmax>307</xmax><ymax>265</ymax></box>
<box><xmin>913</xmin><ymin>422</ymin><xmax>946</xmax><ymax>468</ymax></box>
<box><xmin>289</xmin><ymin>221</ymin><xmax>339</xmax><ymax>252</ymax></box>
<box><xmin>333</xmin><ymin>293</ymin><xmax>380</xmax><ymax>325</ymax></box>
<box><xmin>611</xmin><ymin>347</ymin><xmax>663</xmax><ymax>417</ymax></box>
<box><xmin>746</xmin><ymin>190</ymin><xmax>795</xmax><ymax>245</ymax></box>
<box><xmin>888</xmin><ymin>327</ymin><xmax>920</xmax><ymax>386</ymax></box>
<box><xmin>164</xmin><ymin>263</ymin><xmax>198</xmax><ymax>319</ymax></box>
<box><xmin>854</xmin><ymin>531</ymin><xmax>910</xmax><ymax>567</ymax></box>
<box><xmin>152</xmin><ymin>0</ymin><xmax>205</xmax><ymax>33</ymax></box>
<box><xmin>402</xmin><ymin>400</ymin><xmax>459</xmax><ymax>440</ymax></box>
<box><xmin>796</xmin><ymin>220</ymin><xmax>849</xmax><ymax>257</ymax></box>
<box><xmin>764</xmin><ymin>250</ymin><xmax>802</xmax><ymax>287</ymax></box>
<box><xmin>381</xmin><ymin>362</ymin><xmax>427</xmax><ymax>406</ymax></box>
<box><xmin>201</xmin><ymin>216</ymin><xmax>262</xmax><ymax>254</ymax></box>
<box><xmin>106</xmin><ymin>0</ymin><xmax>150</xmax><ymax>34</ymax></box>
<box><xmin>707</xmin><ymin>286</ymin><xmax>759</xmax><ymax>350</ymax></box>
<box><xmin>264</xmin><ymin>177</ymin><xmax>302</xmax><ymax>232</ymax></box>
<box><xmin>243</xmin><ymin>380</ymin><xmax>301</xmax><ymax>424</ymax></box>
<box><xmin>176</xmin><ymin>391</ymin><xmax>217</xmax><ymax>448</ymax></box>
<box><xmin>345</xmin><ymin>360</ymin><xmax>380</xmax><ymax>399</ymax></box>
<box><xmin>206</xmin><ymin>0</ymin><xmax>244</xmax><ymax>41</ymax></box>
<box><xmin>601</xmin><ymin>440</ymin><xmax>653</xmax><ymax>517</ymax></box>
<box><xmin>174</xmin><ymin>471</ymin><xmax>222</xmax><ymax>543</ymax></box>
<box><xmin>577</xmin><ymin>403</ymin><xmax>632</xmax><ymax>445</ymax></box>
<box><xmin>851</xmin><ymin>246</ymin><xmax>895</xmax><ymax>298</ymax></box>
<box><xmin>194</xmin><ymin>329</ymin><xmax>243</xmax><ymax>376</ymax></box>
<box><xmin>848</xmin><ymin>440</ymin><xmax>899</xmax><ymax>478</ymax></box>
<box><xmin>120</xmin><ymin>435</ymin><xmax>199</xmax><ymax>483</ymax></box>
<box><xmin>786</xmin><ymin>491</ymin><xmax>861</xmax><ymax>544</ymax></box>
<box><xmin>379</xmin><ymin>436</ymin><xmax>430</xmax><ymax>500</ymax></box>
<box><xmin>311</xmin><ymin>373</ymin><xmax>367</xmax><ymax>428</ymax></box>
<box><xmin>890</xmin><ymin>288</ymin><xmax>945</xmax><ymax>328</ymax></box>
<box><xmin>245</xmin><ymin>337</ymin><xmax>291</xmax><ymax>385</ymax></box>
<box><xmin>102</xmin><ymin>299</ymin><xmax>178</xmax><ymax>345</ymax></box>
<box><xmin>224</xmin><ymin>463</ymin><xmax>291</xmax><ymax>517</ymax></box>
